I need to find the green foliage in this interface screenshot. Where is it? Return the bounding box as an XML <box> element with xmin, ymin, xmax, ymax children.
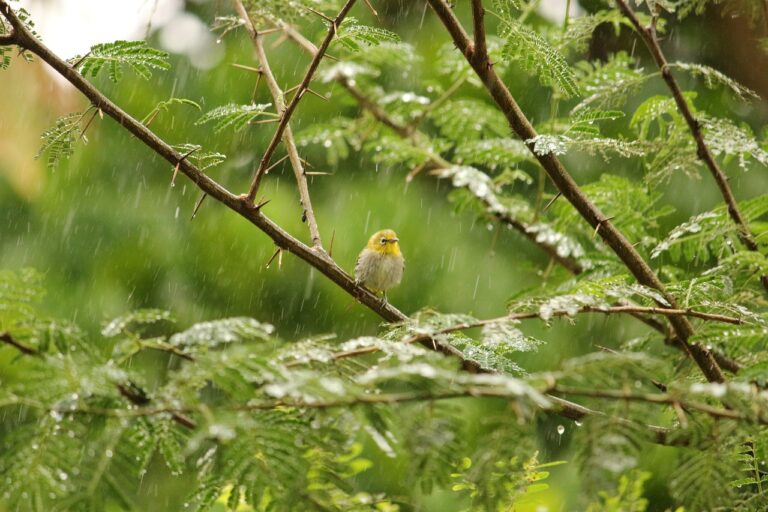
<box><xmin>671</xmin><ymin>62</ymin><xmax>760</xmax><ymax>101</ymax></box>
<box><xmin>451</xmin><ymin>452</ymin><xmax>566</xmax><ymax>510</ymax></box>
<box><xmin>195</xmin><ymin>103</ymin><xmax>276</xmax><ymax>133</ymax></box>
<box><xmin>586</xmin><ymin>470</ymin><xmax>652</xmax><ymax>512</ymax></box>
<box><xmin>500</xmin><ymin>20</ymin><xmax>580</xmax><ymax>98</ymax></box>
<box><xmin>670</xmin><ymin>445</ymin><xmax>739</xmax><ymax>510</ymax></box>
<box><xmin>432</xmin><ymin>99</ymin><xmax>510</xmax><ymax>141</ymax></box>
<box><xmin>335</xmin><ymin>18</ymin><xmax>400</xmax><ymax>51</ymax></box>
<box><xmin>296</xmin><ymin>117</ymin><xmax>362</xmax><ymax>166</ymax></box>
<box><xmin>141</xmin><ymin>97</ymin><xmax>201</xmax><ymax>125</ymax></box>
<box><xmin>72</xmin><ymin>40</ymin><xmax>170</xmax><ymax>82</ymax></box>
<box><xmin>572</xmin><ymin>52</ymin><xmax>653</xmax><ymax>114</ymax></box>
<box><xmin>171</xmin><ymin>143</ymin><xmax>227</xmax><ymax>172</ymax></box>
<box><xmin>35</xmin><ymin>110</ymin><xmax>88</xmax><ymax>169</ymax></box>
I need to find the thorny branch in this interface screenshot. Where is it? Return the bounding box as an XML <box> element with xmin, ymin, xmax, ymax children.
<box><xmin>242</xmin><ymin>0</ymin><xmax>357</xmax><ymax>213</ymax></box>
<box><xmin>233</xmin><ymin>0</ymin><xmax>325</xmax><ymax>248</ymax></box>
<box><xmin>426</xmin><ymin>0</ymin><xmax>725</xmax><ymax>383</ymax></box>
<box><xmin>614</xmin><ymin>0</ymin><xmax>768</xmax><ymax>294</ymax></box>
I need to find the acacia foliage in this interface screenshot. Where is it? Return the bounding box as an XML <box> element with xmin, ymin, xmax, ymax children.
<box><xmin>3</xmin><ymin>0</ymin><xmax>768</xmax><ymax>510</ymax></box>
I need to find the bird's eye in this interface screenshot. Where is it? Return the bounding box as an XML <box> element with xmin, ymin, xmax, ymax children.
<box><xmin>380</xmin><ymin>237</ymin><xmax>386</xmax><ymax>244</ymax></box>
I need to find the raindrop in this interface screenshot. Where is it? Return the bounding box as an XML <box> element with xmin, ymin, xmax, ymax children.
<box><xmin>574</xmin><ymin>420</ymin><xmax>582</xmax><ymax>427</ymax></box>
<box><xmin>58</xmin><ymin>471</ymin><xmax>68</xmax><ymax>481</ymax></box>
<box><xmin>105</xmin><ymin>449</ymin><xmax>114</xmax><ymax>458</ymax></box>
<box><xmin>556</xmin><ymin>425</ymin><xmax>565</xmax><ymax>435</ymax></box>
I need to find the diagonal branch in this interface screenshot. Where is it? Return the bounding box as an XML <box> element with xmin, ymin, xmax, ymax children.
<box><xmin>234</xmin><ymin>1</ymin><xmax>325</xmax><ymax>248</ymax></box>
<box><xmin>0</xmin><ymin>331</ymin><xmax>38</xmax><ymax>355</ymax></box>
<box><xmin>241</xmin><ymin>0</ymin><xmax>357</xmax><ymax>213</ymax></box>
<box><xmin>470</xmin><ymin>0</ymin><xmax>487</xmax><ymax>60</ymax></box>
<box><xmin>614</xmin><ymin>0</ymin><xmax>768</xmax><ymax>293</ymax></box>
<box><xmin>427</xmin><ymin>0</ymin><xmax>725</xmax><ymax>383</ymax></box>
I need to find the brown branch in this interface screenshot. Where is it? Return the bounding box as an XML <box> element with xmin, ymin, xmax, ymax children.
<box><xmin>242</xmin><ymin>0</ymin><xmax>357</xmax><ymax>212</ymax></box>
<box><xmin>116</xmin><ymin>383</ymin><xmax>197</xmax><ymax>429</ymax></box>
<box><xmin>424</xmin><ymin>0</ymin><xmax>724</xmax><ymax>383</ymax></box>
<box><xmin>614</xmin><ymin>0</ymin><xmax>768</xmax><ymax>293</ymax></box>
<box><xmin>470</xmin><ymin>0</ymin><xmax>487</xmax><ymax>60</ymax></box>
<box><xmin>550</xmin><ymin>385</ymin><xmax>768</xmax><ymax>425</ymax></box>
<box><xmin>0</xmin><ymin>331</ymin><xmax>38</xmax><ymax>355</ymax></box>
<box><xmin>0</xmin><ymin>32</ymin><xmax>14</xmax><ymax>45</ymax></box>
<box><xmin>39</xmin><ymin>385</ymin><xmax>678</xmax><ymax>445</ymax></box>
<box><xmin>510</xmin><ymin>305</ymin><xmax>745</xmax><ymax>324</ymax></box>
<box><xmin>234</xmin><ymin>1</ymin><xmax>325</xmax><ymax>249</ymax></box>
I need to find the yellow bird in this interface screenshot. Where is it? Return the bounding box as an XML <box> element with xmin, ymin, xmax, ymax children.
<box><xmin>355</xmin><ymin>229</ymin><xmax>404</xmax><ymax>300</ymax></box>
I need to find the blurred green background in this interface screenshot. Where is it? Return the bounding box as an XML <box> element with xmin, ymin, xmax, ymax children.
<box><xmin>1</xmin><ymin>0</ymin><xmax>767</xmax><ymax>509</ymax></box>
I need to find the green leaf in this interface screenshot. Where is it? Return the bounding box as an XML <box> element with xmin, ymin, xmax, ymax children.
<box><xmin>195</xmin><ymin>103</ymin><xmax>275</xmax><ymax>132</ymax></box>
<box><xmin>35</xmin><ymin>111</ymin><xmax>86</xmax><ymax>169</ymax></box>
<box><xmin>500</xmin><ymin>21</ymin><xmax>580</xmax><ymax>98</ymax></box>
<box><xmin>670</xmin><ymin>62</ymin><xmax>759</xmax><ymax>101</ymax></box>
<box><xmin>335</xmin><ymin>18</ymin><xmax>400</xmax><ymax>52</ymax></box>
<box><xmin>72</xmin><ymin>40</ymin><xmax>170</xmax><ymax>82</ymax></box>
<box><xmin>141</xmin><ymin>97</ymin><xmax>201</xmax><ymax>124</ymax></box>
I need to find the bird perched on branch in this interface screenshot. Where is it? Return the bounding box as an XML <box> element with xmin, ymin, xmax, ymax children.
<box><xmin>355</xmin><ymin>229</ymin><xmax>404</xmax><ymax>301</ymax></box>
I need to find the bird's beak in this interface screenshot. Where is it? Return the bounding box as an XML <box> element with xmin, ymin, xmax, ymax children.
<box><xmin>390</xmin><ymin>238</ymin><xmax>399</xmax><ymax>243</ymax></box>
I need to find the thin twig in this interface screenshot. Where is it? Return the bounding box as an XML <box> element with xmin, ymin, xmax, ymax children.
<box><xmin>549</xmin><ymin>385</ymin><xmax>768</xmax><ymax>425</ymax></box>
<box><xmin>424</xmin><ymin>0</ymin><xmax>724</xmax><ymax>383</ymax></box>
<box><xmin>614</xmin><ymin>0</ymin><xmax>768</xmax><ymax>293</ymax></box>
<box><xmin>242</xmin><ymin>0</ymin><xmax>357</xmax><ymax>214</ymax></box>
<box><xmin>470</xmin><ymin>0</ymin><xmax>487</xmax><ymax>60</ymax></box>
<box><xmin>190</xmin><ymin>193</ymin><xmax>207</xmax><ymax>220</ymax></box>
<box><xmin>14</xmin><ymin>385</ymin><xmax>680</xmax><ymax>445</ymax></box>
<box><xmin>235</xmin><ymin>2</ymin><xmax>325</xmax><ymax>249</ymax></box>
<box><xmin>362</xmin><ymin>0</ymin><xmax>378</xmax><ymax>18</ymax></box>
<box><xmin>0</xmin><ymin>331</ymin><xmax>38</xmax><ymax>355</ymax></box>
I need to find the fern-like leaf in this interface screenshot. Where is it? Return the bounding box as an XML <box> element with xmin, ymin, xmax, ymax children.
<box><xmin>72</xmin><ymin>40</ymin><xmax>170</xmax><ymax>82</ymax></box>
<box><xmin>335</xmin><ymin>18</ymin><xmax>400</xmax><ymax>51</ymax></box>
<box><xmin>195</xmin><ymin>103</ymin><xmax>275</xmax><ymax>133</ymax></box>
<box><xmin>501</xmin><ymin>21</ymin><xmax>580</xmax><ymax>98</ymax></box>
<box><xmin>35</xmin><ymin>111</ymin><xmax>86</xmax><ymax>169</ymax></box>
